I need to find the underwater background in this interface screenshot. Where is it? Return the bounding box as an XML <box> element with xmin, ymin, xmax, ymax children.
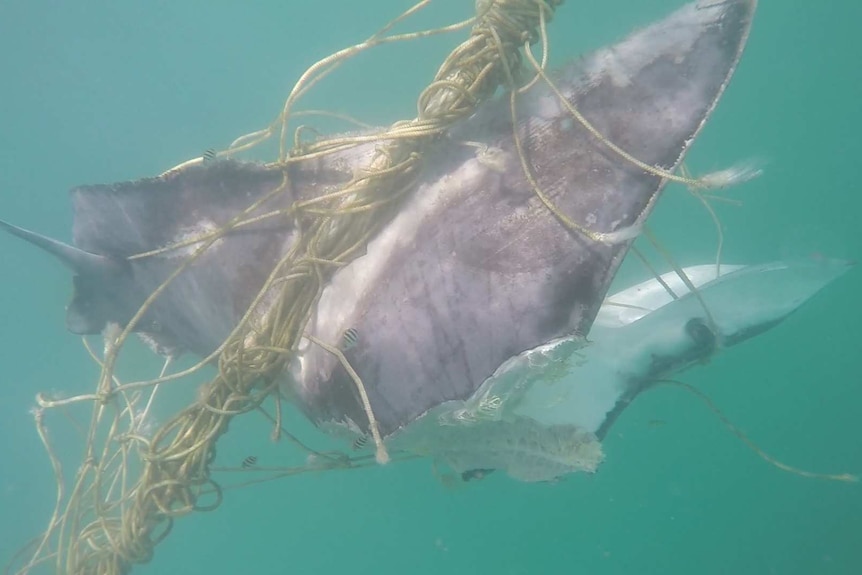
<box><xmin>0</xmin><ymin>1</ymin><xmax>860</xmax><ymax>574</ymax></box>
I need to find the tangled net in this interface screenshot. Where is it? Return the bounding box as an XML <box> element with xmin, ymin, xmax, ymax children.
<box><xmin>8</xmin><ymin>1</ymin><xmax>773</xmax><ymax>574</ymax></box>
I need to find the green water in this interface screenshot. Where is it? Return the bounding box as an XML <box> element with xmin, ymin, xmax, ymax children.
<box><xmin>0</xmin><ymin>1</ymin><xmax>859</xmax><ymax>574</ymax></box>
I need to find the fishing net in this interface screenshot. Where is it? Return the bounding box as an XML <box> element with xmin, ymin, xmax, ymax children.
<box><xmin>7</xmin><ymin>1</ymin><xmax>759</xmax><ymax>574</ymax></box>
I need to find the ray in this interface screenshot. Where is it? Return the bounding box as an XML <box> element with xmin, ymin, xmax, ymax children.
<box><xmin>1</xmin><ymin>0</ymin><xmax>757</xmax><ymax>446</ymax></box>
<box><xmin>295</xmin><ymin>0</ymin><xmax>758</xmax><ymax>437</ymax></box>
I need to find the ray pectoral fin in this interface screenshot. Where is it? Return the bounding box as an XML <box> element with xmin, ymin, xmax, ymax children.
<box><xmin>0</xmin><ymin>219</ymin><xmax>118</xmax><ymax>277</ymax></box>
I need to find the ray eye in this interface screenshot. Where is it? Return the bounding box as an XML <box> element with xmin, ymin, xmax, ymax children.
<box><xmin>685</xmin><ymin>318</ymin><xmax>715</xmax><ymax>350</ymax></box>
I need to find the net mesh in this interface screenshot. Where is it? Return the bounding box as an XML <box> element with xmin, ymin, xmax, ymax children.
<box><xmin>8</xmin><ymin>2</ymin><xmax>766</xmax><ymax>573</ymax></box>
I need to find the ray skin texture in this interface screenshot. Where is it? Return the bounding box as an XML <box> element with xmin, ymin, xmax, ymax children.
<box><xmin>0</xmin><ymin>1</ymin><xmax>757</xmax><ymax>440</ymax></box>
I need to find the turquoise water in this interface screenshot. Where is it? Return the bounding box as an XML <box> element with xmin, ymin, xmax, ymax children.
<box><xmin>1</xmin><ymin>1</ymin><xmax>860</xmax><ymax>574</ymax></box>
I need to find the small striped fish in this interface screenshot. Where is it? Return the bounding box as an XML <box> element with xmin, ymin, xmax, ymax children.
<box><xmin>351</xmin><ymin>435</ymin><xmax>368</xmax><ymax>450</ymax></box>
<box><xmin>340</xmin><ymin>327</ymin><xmax>359</xmax><ymax>351</ymax></box>
<box><xmin>241</xmin><ymin>455</ymin><xmax>258</xmax><ymax>469</ymax></box>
